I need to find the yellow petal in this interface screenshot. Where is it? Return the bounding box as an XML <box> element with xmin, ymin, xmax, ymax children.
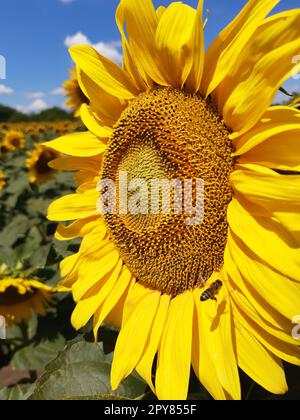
<box><xmin>193</xmin><ymin>290</ymin><xmax>228</xmax><ymax>400</ymax></box>
<box><xmin>136</xmin><ymin>294</ymin><xmax>170</xmax><ymax>393</ymax></box>
<box><xmin>72</xmin><ymin>248</ymin><xmax>121</xmax><ymax>302</ymax></box>
<box><xmin>227</xmin><ymin>227</ymin><xmax>300</xmax><ymax>322</ymax></box>
<box><xmin>156</xmin><ymin>6</ymin><xmax>165</xmax><ymax>20</ymax></box>
<box><xmin>238</xmin><ymin>129</ymin><xmax>300</xmax><ymax>172</ymax></box>
<box><xmin>118</xmin><ymin>0</ymin><xmax>167</xmax><ymax>86</ymax></box>
<box><xmin>227</xmin><ymin>198</ymin><xmax>300</xmax><ymax>281</ymax></box>
<box><xmin>43</xmin><ymin>132</ymin><xmax>106</xmax><ymax>157</ymax></box>
<box><xmin>65</xmin><ymin>237</ymin><xmax>113</xmax><ymax>286</ymax></box>
<box><xmin>60</xmin><ymin>253</ymin><xmax>79</xmax><ymax>278</ymax></box>
<box><xmin>231</xmin><ymin>165</ymin><xmax>300</xmax><ymax>232</ymax></box>
<box><xmin>235</xmin><ymin>322</ymin><xmax>288</xmax><ymax>395</ymax></box>
<box><xmin>231</xmin><ymin>164</ymin><xmax>300</xmax><ymax>203</ymax></box>
<box><xmin>220</xmin><ymin>10</ymin><xmax>300</xmax><ymax>136</ymax></box>
<box><xmin>49</xmin><ymin>155</ymin><xmax>101</xmax><ymax>172</ymax></box>
<box><xmin>155</xmin><ymin>3</ymin><xmax>196</xmax><ymax>87</ymax></box>
<box><xmin>233</xmin><ymin>106</ymin><xmax>300</xmax><ymax>158</ymax></box>
<box><xmin>233</xmin><ymin>301</ymin><xmax>300</xmax><ymax>366</ymax></box>
<box><xmin>76</xmin><ymin>177</ymin><xmax>100</xmax><ymax>194</ymax></box>
<box><xmin>48</xmin><ymin>193</ymin><xmax>98</xmax><ymax>221</ymax></box>
<box><xmin>156</xmin><ymin>291</ymin><xmax>194</xmax><ymax>400</ymax></box>
<box><xmin>111</xmin><ymin>284</ymin><xmax>160</xmax><ymax>390</ymax></box>
<box><xmin>224</xmin><ymin>240</ymin><xmax>298</xmax><ymax>345</ymax></box>
<box><xmin>75</xmin><ymin>171</ymin><xmax>98</xmax><ymax>189</ymax></box>
<box><xmin>201</xmin><ymin>0</ymin><xmax>279</xmax><ymax>96</ymax></box>
<box><xmin>116</xmin><ymin>2</ymin><xmax>149</xmax><ymax>91</ymax></box>
<box><xmin>194</xmin><ymin>284</ymin><xmax>241</xmax><ymax>400</ymax></box>
<box><xmin>55</xmin><ymin>217</ymin><xmax>102</xmax><ymax>241</ymax></box>
<box><xmin>103</xmin><ymin>269</ymin><xmax>135</xmax><ymax>329</ymax></box>
<box><xmin>80</xmin><ymin>104</ymin><xmax>113</xmax><ymax>138</ymax></box>
<box><xmin>93</xmin><ymin>266</ymin><xmax>134</xmax><ymax>340</ymax></box>
<box><xmin>78</xmin><ymin>69</ymin><xmax>127</xmax><ymax>127</ymax></box>
<box><xmin>185</xmin><ymin>0</ymin><xmax>205</xmax><ymax>93</ymax></box>
<box><xmin>71</xmin><ymin>260</ymin><xmax>122</xmax><ymax>330</ymax></box>
<box><xmin>70</xmin><ymin>45</ymin><xmax>139</xmax><ymax>99</ymax></box>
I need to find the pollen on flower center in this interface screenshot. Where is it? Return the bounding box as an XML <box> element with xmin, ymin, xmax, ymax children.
<box><xmin>101</xmin><ymin>87</ymin><xmax>235</xmax><ymax>296</ymax></box>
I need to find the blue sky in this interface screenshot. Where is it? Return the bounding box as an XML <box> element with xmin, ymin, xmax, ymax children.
<box><xmin>0</xmin><ymin>0</ymin><xmax>299</xmax><ymax>112</ymax></box>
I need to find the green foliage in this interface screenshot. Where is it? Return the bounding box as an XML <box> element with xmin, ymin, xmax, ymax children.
<box><xmin>0</xmin><ymin>103</ymin><xmax>74</xmax><ymax>123</ymax></box>
<box><xmin>29</xmin><ymin>336</ymin><xmax>147</xmax><ymax>401</ymax></box>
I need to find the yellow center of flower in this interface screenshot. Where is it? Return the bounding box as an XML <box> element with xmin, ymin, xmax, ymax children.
<box><xmin>102</xmin><ymin>87</ymin><xmax>235</xmax><ymax>296</ymax></box>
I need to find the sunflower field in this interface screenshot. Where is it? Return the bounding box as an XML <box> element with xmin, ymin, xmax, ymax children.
<box><xmin>1</xmin><ymin>0</ymin><xmax>300</xmax><ymax>404</ymax></box>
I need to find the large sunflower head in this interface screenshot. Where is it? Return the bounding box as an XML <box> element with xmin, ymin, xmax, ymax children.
<box><xmin>3</xmin><ymin>130</ymin><xmax>25</xmax><ymax>152</ymax></box>
<box><xmin>0</xmin><ymin>170</ymin><xmax>6</xmax><ymax>190</ymax></box>
<box><xmin>26</xmin><ymin>144</ymin><xmax>61</xmax><ymax>184</ymax></box>
<box><xmin>0</xmin><ymin>278</ymin><xmax>53</xmax><ymax>326</ymax></box>
<box><xmin>64</xmin><ymin>67</ymin><xmax>89</xmax><ymax>117</ymax></box>
<box><xmin>46</xmin><ymin>0</ymin><xmax>300</xmax><ymax>400</ymax></box>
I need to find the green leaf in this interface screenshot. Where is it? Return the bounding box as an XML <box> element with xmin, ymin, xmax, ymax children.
<box><xmin>0</xmin><ymin>215</ymin><xmax>30</xmax><ymax>247</ymax></box>
<box><xmin>11</xmin><ymin>335</ymin><xmax>66</xmax><ymax>371</ymax></box>
<box><xmin>28</xmin><ymin>244</ymin><xmax>52</xmax><ymax>268</ymax></box>
<box><xmin>0</xmin><ymin>384</ymin><xmax>35</xmax><ymax>401</ymax></box>
<box><xmin>28</xmin><ymin>337</ymin><xmax>146</xmax><ymax>400</ymax></box>
<box><xmin>14</xmin><ymin>226</ymin><xmax>43</xmax><ymax>261</ymax></box>
<box><xmin>0</xmin><ymin>245</ymin><xmax>18</xmax><ymax>268</ymax></box>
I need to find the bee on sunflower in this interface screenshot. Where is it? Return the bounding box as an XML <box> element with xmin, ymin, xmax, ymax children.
<box><xmin>2</xmin><ymin>130</ymin><xmax>25</xmax><ymax>152</ymax></box>
<box><xmin>26</xmin><ymin>144</ymin><xmax>61</xmax><ymax>184</ymax></box>
<box><xmin>64</xmin><ymin>67</ymin><xmax>89</xmax><ymax>117</ymax></box>
<box><xmin>45</xmin><ymin>0</ymin><xmax>300</xmax><ymax>400</ymax></box>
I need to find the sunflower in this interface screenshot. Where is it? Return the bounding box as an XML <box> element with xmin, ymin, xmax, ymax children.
<box><xmin>0</xmin><ymin>170</ymin><xmax>6</xmax><ymax>190</ymax></box>
<box><xmin>26</xmin><ymin>144</ymin><xmax>61</xmax><ymax>183</ymax></box>
<box><xmin>2</xmin><ymin>130</ymin><xmax>25</xmax><ymax>152</ymax></box>
<box><xmin>45</xmin><ymin>0</ymin><xmax>300</xmax><ymax>400</ymax></box>
<box><xmin>64</xmin><ymin>67</ymin><xmax>89</xmax><ymax>117</ymax></box>
<box><xmin>0</xmin><ymin>278</ymin><xmax>53</xmax><ymax>326</ymax></box>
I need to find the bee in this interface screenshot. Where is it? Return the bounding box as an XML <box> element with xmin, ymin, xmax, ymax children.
<box><xmin>200</xmin><ymin>280</ymin><xmax>223</xmax><ymax>302</ymax></box>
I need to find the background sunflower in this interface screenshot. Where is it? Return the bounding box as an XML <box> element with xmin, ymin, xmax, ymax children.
<box><xmin>2</xmin><ymin>131</ymin><xmax>25</xmax><ymax>152</ymax></box>
<box><xmin>64</xmin><ymin>68</ymin><xmax>89</xmax><ymax>117</ymax></box>
<box><xmin>0</xmin><ymin>278</ymin><xmax>53</xmax><ymax>326</ymax></box>
<box><xmin>26</xmin><ymin>144</ymin><xmax>61</xmax><ymax>184</ymax></box>
<box><xmin>0</xmin><ymin>170</ymin><xmax>6</xmax><ymax>191</ymax></box>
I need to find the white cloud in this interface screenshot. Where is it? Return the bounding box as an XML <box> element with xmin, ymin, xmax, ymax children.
<box><xmin>64</xmin><ymin>32</ymin><xmax>123</xmax><ymax>64</ymax></box>
<box><xmin>17</xmin><ymin>99</ymin><xmax>48</xmax><ymax>114</ymax></box>
<box><xmin>0</xmin><ymin>84</ymin><xmax>14</xmax><ymax>95</ymax></box>
<box><xmin>51</xmin><ymin>86</ymin><xmax>64</xmax><ymax>96</ymax></box>
<box><xmin>93</xmin><ymin>41</ymin><xmax>122</xmax><ymax>65</ymax></box>
<box><xmin>65</xmin><ymin>32</ymin><xmax>90</xmax><ymax>47</ymax></box>
<box><xmin>59</xmin><ymin>0</ymin><xmax>76</xmax><ymax>4</ymax></box>
<box><xmin>26</xmin><ymin>91</ymin><xmax>45</xmax><ymax>99</ymax></box>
